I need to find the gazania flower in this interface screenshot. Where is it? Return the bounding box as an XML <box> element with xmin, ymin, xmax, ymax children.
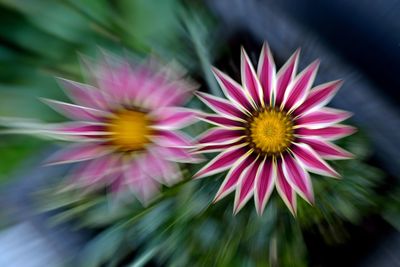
<box><xmin>41</xmin><ymin>55</ymin><xmax>199</xmax><ymax>203</ymax></box>
<box><xmin>195</xmin><ymin>43</ymin><xmax>355</xmax><ymax>215</ymax></box>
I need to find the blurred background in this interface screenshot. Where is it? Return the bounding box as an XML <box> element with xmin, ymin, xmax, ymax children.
<box><xmin>0</xmin><ymin>0</ymin><xmax>399</xmax><ymax>266</ymax></box>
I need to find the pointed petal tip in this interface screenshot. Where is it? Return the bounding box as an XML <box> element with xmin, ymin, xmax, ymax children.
<box><xmin>256</xmin><ymin>205</ymin><xmax>265</xmax><ymax>216</ymax></box>
<box><xmin>211</xmin><ymin>66</ymin><xmax>220</xmax><ymax>74</ymax></box>
<box><xmin>233</xmin><ymin>203</ymin><xmax>244</xmax><ymax>215</ymax></box>
<box><xmin>262</xmin><ymin>41</ymin><xmax>270</xmax><ymax>50</ymax></box>
<box><xmin>293</xmin><ymin>47</ymin><xmax>301</xmax><ymax>58</ymax></box>
<box><xmin>310</xmin><ymin>59</ymin><xmax>321</xmax><ymax>70</ymax></box>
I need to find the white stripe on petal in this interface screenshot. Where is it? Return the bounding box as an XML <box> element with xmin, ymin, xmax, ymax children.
<box><xmin>281</xmin><ymin>153</ymin><xmax>314</xmax><ymax>204</ymax></box>
<box><xmin>193</xmin><ymin>144</ymin><xmax>248</xmax><ymax>179</ymax></box>
<box><xmin>275</xmin><ymin>160</ymin><xmax>297</xmax><ymax>215</ymax></box>
<box><xmin>241</xmin><ymin>47</ymin><xmax>264</xmax><ymax>107</ymax></box>
<box><xmin>233</xmin><ymin>156</ymin><xmax>260</xmax><ymax>214</ymax></box>
<box><xmin>257</xmin><ymin>42</ymin><xmax>276</xmax><ymax>106</ymax></box>
<box><xmin>254</xmin><ymin>157</ymin><xmax>276</xmax><ymax>215</ymax></box>
<box><xmin>291</xmin><ymin>143</ymin><xmax>340</xmax><ymax>178</ymax></box>
<box><xmin>213</xmin><ymin>150</ymin><xmax>255</xmax><ymax>202</ymax></box>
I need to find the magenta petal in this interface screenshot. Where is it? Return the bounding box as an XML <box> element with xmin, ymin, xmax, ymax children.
<box><xmin>196</xmin><ymin>92</ymin><xmax>244</xmax><ymax>119</ymax></box>
<box><xmin>241</xmin><ymin>47</ymin><xmax>264</xmax><ymax>106</ymax></box>
<box><xmin>197</xmin><ymin>128</ymin><xmax>244</xmax><ymax>145</ymax></box>
<box><xmin>200</xmin><ymin>114</ymin><xmax>244</xmax><ymax>128</ymax></box>
<box><xmin>42</xmin><ymin>98</ymin><xmax>108</xmax><ymax>121</ymax></box>
<box><xmin>212</xmin><ymin>67</ymin><xmax>253</xmax><ymax>111</ymax></box>
<box><xmin>257</xmin><ymin>42</ymin><xmax>276</xmax><ymax>105</ymax></box>
<box><xmin>213</xmin><ymin>153</ymin><xmax>256</xmax><ymax>201</ymax></box>
<box><xmin>292</xmin><ymin>143</ymin><xmax>339</xmax><ymax>178</ymax></box>
<box><xmin>195</xmin><ymin>142</ymin><xmax>242</xmax><ymax>154</ymax></box>
<box><xmin>296</xmin><ymin>125</ymin><xmax>357</xmax><ymax>140</ymax></box>
<box><xmin>58</xmin><ymin>78</ymin><xmax>106</xmax><ymax>109</ymax></box>
<box><xmin>281</xmin><ymin>153</ymin><xmax>314</xmax><ymax>204</ymax></box>
<box><xmin>283</xmin><ymin>60</ymin><xmax>320</xmax><ymax>111</ymax></box>
<box><xmin>234</xmin><ymin>157</ymin><xmax>260</xmax><ymax>214</ymax></box>
<box><xmin>153</xmin><ymin>130</ymin><xmax>193</xmax><ymax>148</ymax></box>
<box><xmin>276</xmin><ymin>161</ymin><xmax>297</xmax><ymax>215</ymax></box>
<box><xmin>254</xmin><ymin>158</ymin><xmax>275</xmax><ymax>215</ymax></box>
<box><xmin>194</xmin><ymin>145</ymin><xmax>248</xmax><ymax>179</ymax></box>
<box><xmin>275</xmin><ymin>49</ymin><xmax>300</xmax><ymax>106</ymax></box>
<box><xmin>294</xmin><ymin>80</ymin><xmax>343</xmax><ymax>116</ymax></box>
<box><xmin>46</xmin><ymin>143</ymin><xmax>108</xmax><ymax>165</ymax></box>
<box><xmin>300</xmin><ymin>137</ymin><xmax>354</xmax><ymax>159</ymax></box>
<box><xmin>296</xmin><ymin>108</ymin><xmax>352</xmax><ymax>128</ymax></box>
<box><xmin>153</xmin><ymin>107</ymin><xmax>197</xmax><ymax>129</ymax></box>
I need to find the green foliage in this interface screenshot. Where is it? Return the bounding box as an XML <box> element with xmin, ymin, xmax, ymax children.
<box><xmin>36</xmin><ymin>132</ymin><xmax>385</xmax><ymax>267</ymax></box>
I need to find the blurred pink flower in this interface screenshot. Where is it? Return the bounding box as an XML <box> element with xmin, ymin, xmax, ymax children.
<box><xmin>43</xmin><ymin>55</ymin><xmax>200</xmax><ymax>203</ymax></box>
<box><xmin>195</xmin><ymin>43</ymin><xmax>355</xmax><ymax>215</ymax></box>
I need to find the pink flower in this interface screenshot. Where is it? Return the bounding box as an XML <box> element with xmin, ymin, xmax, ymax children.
<box><xmin>43</xmin><ymin>55</ymin><xmax>200</xmax><ymax>203</ymax></box>
<box><xmin>195</xmin><ymin>43</ymin><xmax>355</xmax><ymax>215</ymax></box>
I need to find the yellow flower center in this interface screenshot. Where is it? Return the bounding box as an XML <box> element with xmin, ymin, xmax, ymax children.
<box><xmin>248</xmin><ymin>108</ymin><xmax>294</xmax><ymax>155</ymax></box>
<box><xmin>106</xmin><ymin>109</ymin><xmax>152</xmax><ymax>152</ymax></box>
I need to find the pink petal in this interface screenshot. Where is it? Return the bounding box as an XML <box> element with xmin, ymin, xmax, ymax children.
<box><xmin>200</xmin><ymin>114</ymin><xmax>244</xmax><ymax>128</ymax></box>
<box><xmin>151</xmin><ymin>81</ymin><xmax>195</xmax><ymax>108</ymax></box>
<box><xmin>292</xmin><ymin>143</ymin><xmax>339</xmax><ymax>178</ymax></box>
<box><xmin>147</xmin><ymin>148</ymin><xmax>183</xmax><ymax>185</ymax></box>
<box><xmin>124</xmin><ymin>158</ymin><xmax>145</xmax><ymax>183</ymax></box>
<box><xmin>197</xmin><ymin>128</ymin><xmax>244</xmax><ymax>145</ymax></box>
<box><xmin>153</xmin><ymin>130</ymin><xmax>194</xmax><ymax>148</ymax></box>
<box><xmin>300</xmin><ymin>137</ymin><xmax>354</xmax><ymax>159</ymax></box>
<box><xmin>275</xmin><ymin>49</ymin><xmax>300</xmax><ymax>106</ymax></box>
<box><xmin>281</xmin><ymin>153</ymin><xmax>314</xmax><ymax>204</ymax></box>
<box><xmin>296</xmin><ymin>125</ymin><xmax>357</xmax><ymax>140</ymax></box>
<box><xmin>153</xmin><ymin>107</ymin><xmax>197</xmax><ymax>129</ymax></box>
<box><xmin>196</xmin><ymin>92</ymin><xmax>244</xmax><ymax>119</ymax></box>
<box><xmin>257</xmin><ymin>42</ymin><xmax>276</xmax><ymax>105</ymax></box>
<box><xmin>138</xmin><ymin>151</ymin><xmax>170</xmax><ymax>184</ymax></box>
<box><xmin>241</xmin><ymin>47</ymin><xmax>264</xmax><ymax>106</ymax></box>
<box><xmin>124</xmin><ymin>159</ymin><xmax>159</xmax><ymax>204</ymax></box>
<box><xmin>234</xmin><ymin>157</ymin><xmax>260</xmax><ymax>214</ymax></box>
<box><xmin>96</xmin><ymin>60</ymin><xmax>128</xmax><ymax>101</ymax></box>
<box><xmin>50</xmin><ymin>122</ymin><xmax>107</xmax><ymax>137</ymax></box>
<box><xmin>193</xmin><ymin>144</ymin><xmax>248</xmax><ymax>179</ymax></box>
<box><xmin>57</xmin><ymin>78</ymin><xmax>107</xmax><ymax>109</ymax></box>
<box><xmin>294</xmin><ymin>80</ymin><xmax>343</xmax><ymax>116</ymax></box>
<box><xmin>42</xmin><ymin>98</ymin><xmax>108</xmax><ymax>121</ymax></box>
<box><xmin>276</xmin><ymin>161</ymin><xmax>297</xmax><ymax>215</ymax></box>
<box><xmin>283</xmin><ymin>60</ymin><xmax>320</xmax><ymax>111</ymax></box>
<box><xmin>134</xmin><ymin>178</ymin><xmax>159</xmax><ymax>204</ymax></box>
<box><xmin>74</xmin><ymin>155</ymin><xmax>117</xmax><ymax>186</ymax></box>
<box><xmin>254</xmin><ymin>158</ymin><xmax>275</xmax><ymax>215</ymax></box>
<box><xmin>46</xmin><ymin>143</ymin><xmax>109</xmax><ymax>165</ymax></box>
<box><xmin>212</xmin><ymin>67</ymin><xmax>253</xmax><ymax>111</ymax></box>
<box><xmin>110</xmin><ymin>173</ymin><xmax>124</xmax><ymax>194</ymax></box>
<box><xmin>139</xmin><ymin>77</ymin><xmax>172</xmax><ymax>108</ymax></box>
<box><xmin>213</xmin><ymin>152</ymin><xmax>256</xmax><ymax>202</ymax></box>
<box><xmin>158</xmin><ymin>146</ymin><xmax>203</xmax><ymax>163</ymax></box>
<box><xmin>296</xmin><ymin>108</ymin><xmax>352</xmax><ymax>128</ymax></box>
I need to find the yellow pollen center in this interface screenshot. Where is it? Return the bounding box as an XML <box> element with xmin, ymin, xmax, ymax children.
<box><xmin>248</xmin><ymin>108</ymin><xmax>294</xmax><ymax>155</ymax></box>
<box><xmin>107</xmin><ymin>109</ymin><xmax>152</xmax><ymax>151</ymax></box>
